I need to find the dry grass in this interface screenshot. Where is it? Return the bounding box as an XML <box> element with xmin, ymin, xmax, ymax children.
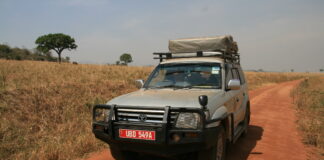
<box><xmin>245</xmin><ymin>72</ymin><xmax>306</xmax><ymax>90</ymax></box>
<box><xmin>292</xmin><ymin>76</ymin><xmax>324</xmax><ymax>158</ymax></box>
<box><xmin>0</xmin><ymin>60</ymin><xmax>152</xmax><ymax>160</ymax></box>
<box><xmin>0</xmin><ymin>60</ymin><xmax>313</xmax><ymax>160</ymax></box>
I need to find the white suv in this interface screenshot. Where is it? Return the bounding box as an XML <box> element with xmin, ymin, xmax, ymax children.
<box><xmin>92</xmin><ymin>35</ymin><xmax>250</xmax><ymax>160</ymax></box>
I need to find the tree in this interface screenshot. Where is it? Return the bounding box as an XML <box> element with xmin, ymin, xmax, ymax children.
<box><xmin>65</xmin><ymin>56</ymin><xmax>70</xmax><ymax>62</ymax></box>
<box><xmin>119</xmin><ymin>53</ymin><xmax>133</xmax><ymax>65</ymax></box>
<box><xmin>35</xmin><ymin>33</ymin><xmax>77</xmax><ymax>63</ymax></box>
<box><xmin>320</xmin><ymin>69</ymin><xmax>324</xmax><ymax>72</ymax></box>
<box><xmin>0</xmin><ymin>44</ymin><xmax>11</xmax><ymax>54</ymax></box>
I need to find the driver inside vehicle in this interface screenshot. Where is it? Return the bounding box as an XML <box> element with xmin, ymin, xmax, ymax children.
<box><xmin>163</xmin><ymin>71</ymin><xmax>184</xmax><ymax>83</ymax></box>
<box><xmin>200</xmin><ymin>71</ymin><xmax>211</xmax><ymax>80</ymax></box>
<box><xmin>188</xmin><ymin>70</ymin><xmax>218</xmax><ymax>87</ymax></box>
<box><xmin>171</xmin><ymin>72</ymin><xmax>185</xmax><ymax>83</ymax></box>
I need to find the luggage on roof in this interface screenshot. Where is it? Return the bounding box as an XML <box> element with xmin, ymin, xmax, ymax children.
<box><xmin>168</xmin><ymin>35</ymin><xmax>238</xmax><ymax>54</ymax></box>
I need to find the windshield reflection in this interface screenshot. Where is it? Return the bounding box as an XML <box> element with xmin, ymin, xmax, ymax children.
<box><xmin>145</xmin><ymin>63</ymin><xmax>222</xmax><ymax>89</ymax></box>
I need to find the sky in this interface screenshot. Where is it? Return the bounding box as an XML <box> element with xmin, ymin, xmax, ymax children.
<box><xmin>1</xmin><ymin>0</ymin><xmax>324</xmax><ymax>72</ymax></box>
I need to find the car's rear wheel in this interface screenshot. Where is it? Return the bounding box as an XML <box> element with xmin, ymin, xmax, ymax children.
<box><xmin>198</xmin><ymin>126</ymin><xmax>226</xmax><ymax>160</ymax></box>
<box><xmin>242</xmin><ymin>105</ymin><xmax>250</xmax><ymax>136</ymax></box>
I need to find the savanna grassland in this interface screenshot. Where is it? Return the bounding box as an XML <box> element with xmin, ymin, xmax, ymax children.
<box><xmin>0</xmin><ymin>60</ymin><xmax>152</xmax><ymax>160</ymax></box>
<box><xmin>0</xmin><ymin>59</ymin><xmax>321</xmax><ymax>160</ymax></box>
<box><xmin>292</xmin><ymin>76</ymin><xmax>324</xmax><ymax>158</ymax></box>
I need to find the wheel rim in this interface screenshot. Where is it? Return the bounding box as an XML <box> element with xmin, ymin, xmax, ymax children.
<box><xmin>216</xmin><ymin>133</ymin><xmax>224</xmax><ymax>160</ymax></box>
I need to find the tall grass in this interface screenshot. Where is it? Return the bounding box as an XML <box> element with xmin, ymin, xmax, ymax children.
<box><xmin>0</xmin><ymin>60</ymin><xmax>312</xmax><ymax>160</ymax></box>
<box><xmin>245</xmin><ymin>72</ymin><xmax>305</xmax><ymax>90</ymax></box>
<box><xmin>0</xmin><ymin>60</ymin><xmax>152</xmax><ymax>160</ymax></box>
<box><xmin>292</xmin><ymin>76</ymin><xmax>324</xmax><ymax>158</ymax></box>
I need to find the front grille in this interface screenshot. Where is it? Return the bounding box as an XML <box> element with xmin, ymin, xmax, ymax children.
<box><xmin>116</xmin><ymin>107</ymin><xmax>178</xmax><ymax>124</ymax></box>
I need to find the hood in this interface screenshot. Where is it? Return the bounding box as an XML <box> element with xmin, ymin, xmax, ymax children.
<box><xmin>107</xmin><ymin>89</ymin><xmax>224</xmax><ymax>109</ymax></box>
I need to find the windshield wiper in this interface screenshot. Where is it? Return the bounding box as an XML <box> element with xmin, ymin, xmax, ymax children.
<box><xmin>147</xmin><ymin>85</ymin><xmax>175</xmax><ymax>89</ymax></box>
<box><xmin>148</xmin><ymin>84</ymin><xmax>192</xmax><ymax>89</ymax></box>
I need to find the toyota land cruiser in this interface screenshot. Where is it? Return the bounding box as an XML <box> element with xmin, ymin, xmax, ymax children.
<box><xmin>92</xmin><ymin>35</ymin><xmax>250</xmax><ymax>160</ymax></box>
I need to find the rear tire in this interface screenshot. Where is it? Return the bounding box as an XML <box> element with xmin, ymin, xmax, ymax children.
<box><xmin>198</xmin><ymin>127</ymin><xmax>226</xmax><ymax>160</ymax></box>
<box><xmin>242</xmin><ymin>105</ymin><xmax>250</xmax><ymax>136</ymax></box>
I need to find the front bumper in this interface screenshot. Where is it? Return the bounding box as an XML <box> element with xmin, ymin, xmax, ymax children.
<box><xmin>92</xmin><ymin>105</ymin><xmax>221</xmax><ymax>157</ymax></box>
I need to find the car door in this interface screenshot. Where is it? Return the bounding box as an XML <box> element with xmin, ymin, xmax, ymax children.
<box><xmin>224</xmin><ymin>66</ymin><xmax>235</xmax><ymax>108</ymax></box>
<box><xmin>224</xmin><ymin>66</ymin><xmax>240</xmax><ymax>128</ymax></box>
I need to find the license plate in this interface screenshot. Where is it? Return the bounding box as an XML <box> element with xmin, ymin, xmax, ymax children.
<box><xmin>119</xmin><ymin>129</ymin><xmax>156</xmax><ymax>141</ymax></box>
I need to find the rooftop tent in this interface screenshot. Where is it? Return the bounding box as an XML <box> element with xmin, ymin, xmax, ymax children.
<box><xmin>168</xmin><ymin>35</ymin><xmax>238</xmax><ymax>54</ymax></box>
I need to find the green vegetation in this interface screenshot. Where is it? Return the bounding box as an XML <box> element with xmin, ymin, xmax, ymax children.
<box><xmin>35</xmin><ymin>33</ymin><xmax>77</xmax><ymax>63</ymax></box>
<box><xmin>292</xmin><ymin>76</ymin><xmax>324</xmax><ymax>158</ymax></box>
<box><xmin>119</xmin><ymin>53</ymin><xmax>133</xmax><ymax>65</ymax></box>
<box><xmin>0</xmin><ymin>44</ymin><xmax>70</xmax><ymax>62</ymax></box>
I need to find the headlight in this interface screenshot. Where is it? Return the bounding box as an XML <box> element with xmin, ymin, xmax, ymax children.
<box><xmin>94</xmin><ymin>108</ymin><xmax>110</xmax><ymax>122</ymax></box>
<box><xmin>175</xmin><ymin>113</ymin><xmax>201</xmax><ymax>129</ymax></box>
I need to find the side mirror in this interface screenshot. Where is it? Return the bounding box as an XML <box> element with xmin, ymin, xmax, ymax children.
<box><xmin>198</xmin><ymin>95</ymin><xmax>208</xmax><ymax>109</ymax></box>
<box><xmin>135</xmin><ymin>79</ymin><xmax>144</xmax><ymax>89</ymax></box>
<box><xmin>227</xmin><ymin>79</ymin><xmax>241</xmax><ymax>90</ymax></box>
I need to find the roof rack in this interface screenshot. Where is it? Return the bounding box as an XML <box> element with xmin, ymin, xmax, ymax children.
<box><xmin>153</xmin><ymin>51</ymin><xmax>240</xmax><ymax>64</ymax></box>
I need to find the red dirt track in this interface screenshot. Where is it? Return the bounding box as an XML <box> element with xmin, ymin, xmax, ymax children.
<box><xmin>87</xmin><ymin>80</ymin><xmax>310</xmax><ymax>160</ymax></box>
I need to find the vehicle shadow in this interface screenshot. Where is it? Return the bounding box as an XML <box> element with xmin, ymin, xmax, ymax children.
<box><xmin>227</xmin><ymin>125</ymin><xmax>264</xmax><ymax>160</ymax></box>
<box><xmin>139</xmin><ymin>125</ymin><xmax>263</xmax><ymax>160</ymax></box>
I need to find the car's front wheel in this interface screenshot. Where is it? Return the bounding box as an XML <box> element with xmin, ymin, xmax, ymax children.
<box><xmin>198</xmin><ymin>127</ymin><xmax>226</xmax><ymax>160</ymax></box>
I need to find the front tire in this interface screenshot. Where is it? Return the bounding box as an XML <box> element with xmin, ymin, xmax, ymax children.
<box><xmin>198</xmin><ymin>127</ymin><xmax>226</xmax><ymax>160</ymax></box>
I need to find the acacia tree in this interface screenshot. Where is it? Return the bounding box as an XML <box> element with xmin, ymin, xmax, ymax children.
<box><xmin>120</xmin><ymin>53</ymin><xmax>133</xmax><ymax>65</ymax></box>
<box><xmin>35</xmin><ymin>33</ymin><xmax>77</xmax><ymax>63</ymax></box>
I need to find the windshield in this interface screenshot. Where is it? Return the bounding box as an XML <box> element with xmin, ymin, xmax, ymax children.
<box><xmin>145</xmin><ymin>63</ymin><xmax>222</xmax><ymax>89</ymax></box>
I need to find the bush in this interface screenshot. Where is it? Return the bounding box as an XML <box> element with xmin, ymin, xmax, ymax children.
<box><xmin>0</xmin><ymin>44</ymin><xmax>69</xmax><ymax>62</ymax></box>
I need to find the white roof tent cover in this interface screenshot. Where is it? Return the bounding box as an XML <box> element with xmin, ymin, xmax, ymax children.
<box><xmin>168</xmin><ymin>35</ymin><xmax>238</xmax><ymax>54</ymax></box>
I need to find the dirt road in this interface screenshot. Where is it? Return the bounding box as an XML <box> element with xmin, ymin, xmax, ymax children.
<box><xmin>87</xmin><ymin>80</ymin><xmax>309</xmax><ymax>160</ymax></box>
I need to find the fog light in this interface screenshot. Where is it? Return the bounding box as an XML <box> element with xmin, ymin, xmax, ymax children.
<box><xmin>171</xmin><ymin>133</ymin><xmax>181</xmax><ymax>142</ymax></box>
